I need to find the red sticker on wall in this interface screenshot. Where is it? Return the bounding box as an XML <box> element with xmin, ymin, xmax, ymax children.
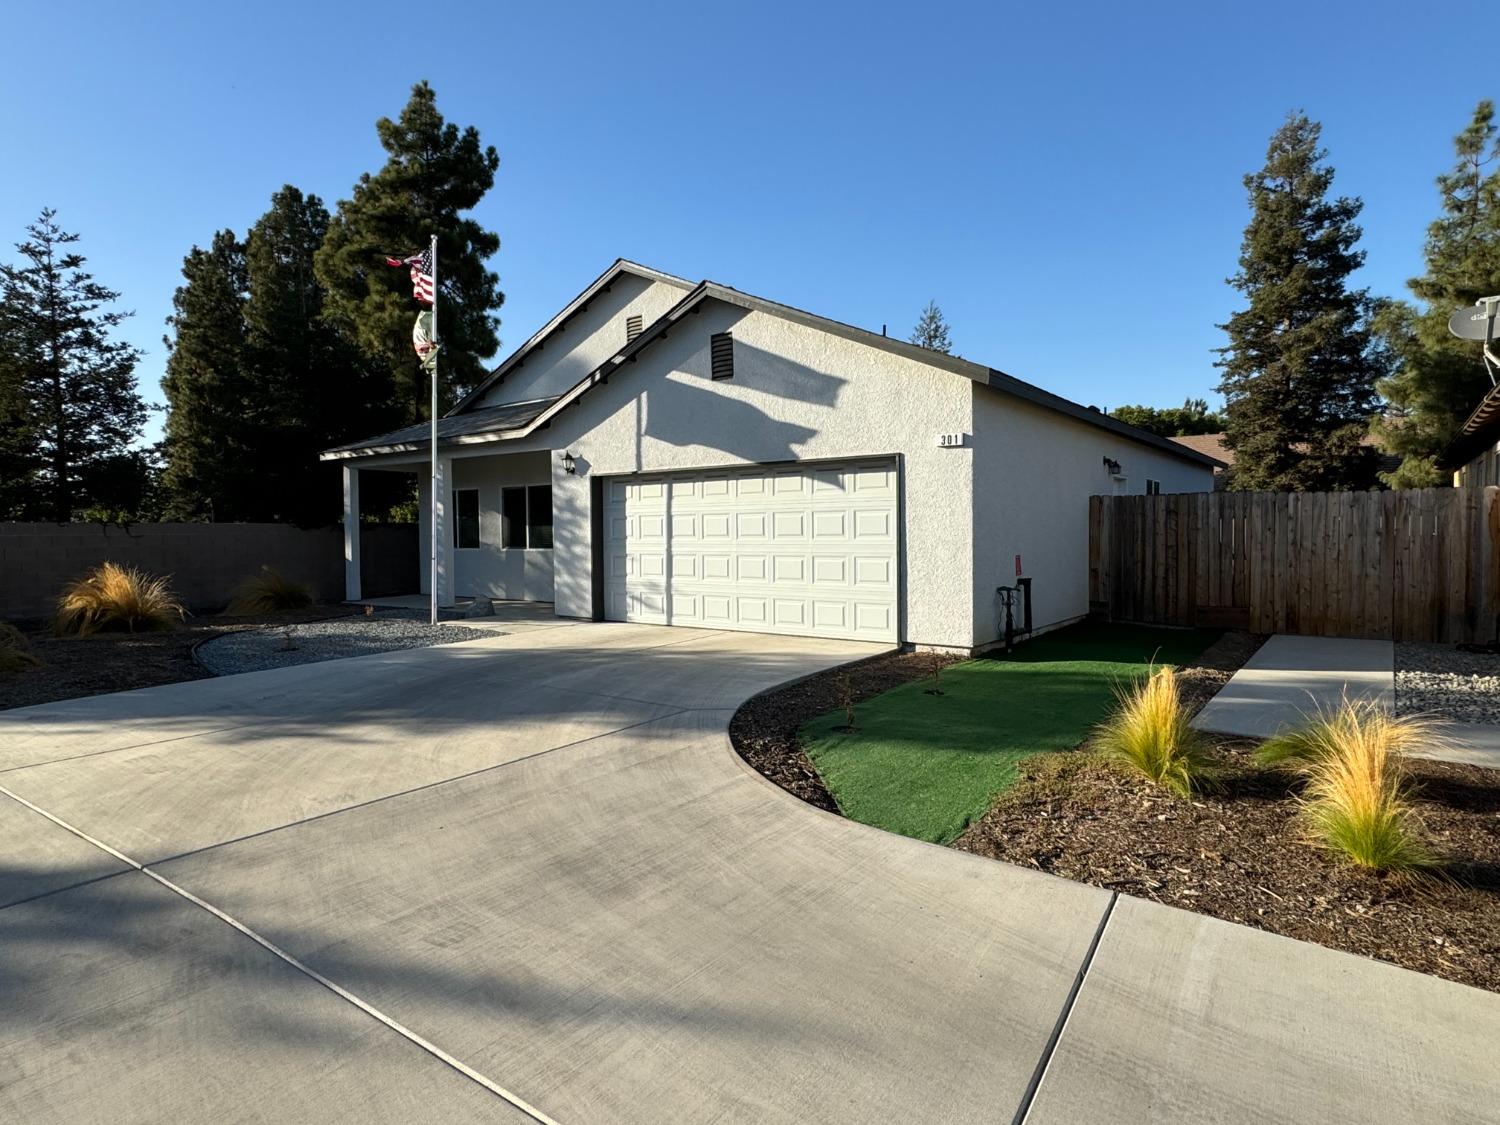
<box><xmin>1015</xmin><ymin>555</ymin><xmax>1023</xmax><ymax>576</ymax></box>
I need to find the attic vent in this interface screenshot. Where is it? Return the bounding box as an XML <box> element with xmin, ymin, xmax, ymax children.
<box><xmin>625</xmin><ymin>313</ymin><xmax>643</xmax><ymax>342</ymax></box>
<box><xmin>710</xmin><ymin>332</ymin><xmax>734</xmax><ymax>381</ymax></box>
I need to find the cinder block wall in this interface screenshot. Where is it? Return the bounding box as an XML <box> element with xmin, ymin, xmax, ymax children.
<box><xmin>0</xmin><ymin>523</ymin><xmax>372</xmax><ymax>619</ymax></box>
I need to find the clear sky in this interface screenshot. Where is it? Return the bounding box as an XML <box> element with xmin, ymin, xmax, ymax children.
<box><xmin>1</xmin><ymin>0</ymin><xmax>1490</xmax><ymax>444</ymax></box>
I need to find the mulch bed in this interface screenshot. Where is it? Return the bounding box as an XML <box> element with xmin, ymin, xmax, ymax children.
<box><xmin>732</xmin><ymin>627</ymin><xmax>1500</xmax><ymax>991</ymax></box>
<box><xmin>729</xmin><ymin>650</ymin><xmax>962</xmax><ymax>812</ymax></box>
<box><xmin>950</xmin><ymin>749</ymin><xmax>1500</xmax><ymax>993</ymax></box>
<box><xmin>0</xmin><ymin>605</ymin><xmax>362</xmax><ymax>710</ymax></box>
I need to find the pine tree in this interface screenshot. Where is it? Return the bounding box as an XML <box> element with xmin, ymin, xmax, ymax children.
<box><xmin>1372</xmin><ymin>101</ymin><xmax>1500</xmax><ymax>487</ymax></box>
<box><xmin>242</xmin><ymin>186</ymin><xmax>375</xmax><ymax>524</ymax></box>
<box><xmin>0</xmin><ymin>209</ymin><xmax>146</xmax><ymax>521</ymax></box>
<box><xmin>316</xmin><ymin>81</ymin><xmax>503</xmax><ymax>423</ymax></box>
<box><xmin>1216</xmin><ymin>115</ymin><xmax>1384</xmax><ymax>491</ymax></box>
<box><xmin>0</xmin><ymin>325</ymin><xmax>35</xmax><ymax>518</ymax></box>
<box><xmin>909</xmin><ymin>300</ymin><xmax>953</xmax><ymax>353</ymax></box>
<box><xmin>160</xmin><ymin>230</ymin><xmax>251</xmax><ymax>520</ymax></box>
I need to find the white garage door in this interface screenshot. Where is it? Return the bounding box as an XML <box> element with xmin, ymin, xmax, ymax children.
<box><xmin>603</xmin><ymin>459</ymin><xmax>899</xmax><ymax>642</ymax></box>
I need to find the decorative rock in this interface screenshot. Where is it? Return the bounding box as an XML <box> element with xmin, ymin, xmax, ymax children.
<box><xmin>196</xmin><ymin>612</ymin><xmax>495</xmax><ymax>677</ymax></box>
<box><xmin>462</xmin><ymin>598</ymin><xmax>495</xmax><ymax>618</ymax></box>
<box><xmin>1396</xmin><ymin>642</ymin><xmax>1500</xmax><ymax>723</ymax></box>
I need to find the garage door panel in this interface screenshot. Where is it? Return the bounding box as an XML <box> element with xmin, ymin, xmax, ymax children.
<box><xmin>604</xmin><ymin>460</ymin><xmax>897</xmax><ymax>642</ymax></box>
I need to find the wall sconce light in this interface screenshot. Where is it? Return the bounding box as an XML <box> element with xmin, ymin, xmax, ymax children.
<box><xmin>1102</xmin><ymin>456</ymin><xmax>1122</xmax><ymax>476</ymax></box>
<box><xmin>561</xmin><ymin>450</ymin><xmax>577</xmax><ymax>475</ymax></box>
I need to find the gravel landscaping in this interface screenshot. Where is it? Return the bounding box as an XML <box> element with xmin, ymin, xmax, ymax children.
<box><xmin>1397</xmin><ymin>642</ymin><xmax>1500</xmax><ymax>723</ymax></box>
<box><xmin>195</xmin><ymin>613</ymin><xmax>495</xmax><ymax>675</ymax></box>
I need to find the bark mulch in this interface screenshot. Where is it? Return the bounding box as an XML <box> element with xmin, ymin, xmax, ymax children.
<box><xmin>729</xmin><ymin>650</ymin><xmax>962</xmax><ymax>812</ymax></box>
<box><xmin>732</xmin><ymin>626</ymin><xmax>1500</xmax><ymax>991</ymax></box>
<box><xmin>950</xmin><ymin>749</ymin><xmax>1500</xmax><ymax>994</ymax></box>
<box><xmin>0</xmin><ymin>605</ymin><xmax>362</xmax><ymax>711</ymax></box>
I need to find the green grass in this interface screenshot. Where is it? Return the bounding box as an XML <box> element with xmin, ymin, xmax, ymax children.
<box><xmin>800</xmin><ymin>623</ymin><xmax>1219</xmax><ymax>844</ymax></box>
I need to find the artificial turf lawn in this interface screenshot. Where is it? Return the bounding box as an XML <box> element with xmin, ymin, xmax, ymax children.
<box><xmin>800</xmin><ymin>623</ymin><xmax>1220</xmax><ymax>844</ymax></box>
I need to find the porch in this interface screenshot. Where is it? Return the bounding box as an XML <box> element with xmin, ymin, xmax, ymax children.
<box><xmin>340</xmin><ymin>449</ymin><xmax>558</xmax><ymax>607</ymax></box>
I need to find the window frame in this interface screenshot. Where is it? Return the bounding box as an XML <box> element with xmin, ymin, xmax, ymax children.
<box><xmin>526</xmin><ymin>484</ymin><xmax>554</xmax><ymax>549</ymax></box>
<box><xmin>498</xmin><ymin>483</ymin><xmax>555</xmax><ymax>550</ymax></box>
<box><xmin>1145</xmin><ymin>479</ymin><xmax>1162</xmax><ymax>495</ymax></box>
<box><xmin>452</xmin><ymin>488</ymin><xmax>481</xmax><ymax>550</ymax></box>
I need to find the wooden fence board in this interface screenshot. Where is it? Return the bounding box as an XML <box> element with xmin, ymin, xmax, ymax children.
<box><xmin>1088</xmin><ymin>488</ymin><xmax>1500</xmax><ymax>644</ymax></box>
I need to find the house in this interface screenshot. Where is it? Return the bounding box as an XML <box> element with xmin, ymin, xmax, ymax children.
<box><xmin>1169</xmin><ymin>434</ymin><xmax>1233</xmax><ymax>488</ymax></box>
<box><xmin>322</xmin><ymin>260</ymin><xmax>1218</xmax><ymax>652</ymax></box>
<box><xmin>1169</xmin><ymin>431</ymin><xmax>1397</xmax><ymax>490</ymax></box>
<box><xmin>1445</xmin><ymin>381</ymin><xmax>1500</xmax><ymax>487</ymax></box>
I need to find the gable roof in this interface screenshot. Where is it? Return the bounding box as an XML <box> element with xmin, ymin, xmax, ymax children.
<box><xmin>449</xmin><ymin>258</ymin><xmax>693</xmax><ymax>415</ymax></box>
<box><xmin>322</xmin><ymin>265</ymin><xmax>1222</xmax><ymax>469</ymax></box>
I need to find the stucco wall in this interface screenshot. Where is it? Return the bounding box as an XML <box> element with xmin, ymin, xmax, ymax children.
<box><xmin>447</xmin><ymin>451</ymin><xmax>556</xmax><ymax>601</ymax></box>
<box><xmin>971</xmin><ymin>389</ymin><xmax>1214</xmax><ymax>645</ymax></box>
<box><xmin>491</xmin><ymin>302</ymin><xmax>979</xmax><ymax>647</ymax></box>
<box><xmin>474</xmin><ymin>275</ymin><xmax>690</xmax><ymax>408</ymax></box>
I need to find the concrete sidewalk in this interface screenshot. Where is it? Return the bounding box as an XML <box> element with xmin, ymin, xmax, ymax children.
<box><xmin>1193</xmin><ymin>634</ymin><xmax>1394</xmax><ymax>738</ymax></box>
<box><xmin>2</xmin><ymin>624</ymin><xmax>1497</xmax><ymax>1123</ymax></box>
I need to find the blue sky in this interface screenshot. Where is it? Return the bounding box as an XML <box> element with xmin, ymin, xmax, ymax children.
<box><xmin>0</xmin><ymin>0</ymin><xmax>1491</xmax><ymax>444</ymax></box>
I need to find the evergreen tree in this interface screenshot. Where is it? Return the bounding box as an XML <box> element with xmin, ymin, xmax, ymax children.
<box><xmin>160</xmin><ymin>230</ymin><xmax>251</xmax><ymax>520</ymax></box>
<box><xmin>0</xmin><ymin>325</ymin><xmax>35</xmax><ymax>518</ymax></box>
<box><xmin>1112</xmin><ymin>397</ymin><xmax>1225</xmax><ymax>437</ymax></box>
<box><xmin>316</xmin><ymin>81</ymin><xmax>503</xmax><ymax>422</ymax></box>
<box><xmin>243</xmin><ymin>186</ymin><xmax>374</xmax><ymax>524</ymax></box>
<box><xmin>0</xmin><ymin>209</ymin><xmax>146</xmax><ymax>521</ymax></box>
<box><xmin>1372</xmin><ymin>101</ymin><xmax>1500</xmax><ymax>487</ymax></box>
<box><xmin>1216</xmin><ymin>115</ymin><xmax>1384</xmax><ymax>491</ymax></box>
<box><xmin>909</xmin><ymin>300</ymin><xmax>953</xmax><ymax>353</ymax></box>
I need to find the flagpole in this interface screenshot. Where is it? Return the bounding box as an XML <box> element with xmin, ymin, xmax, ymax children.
<box><xmin>429</xmin><ymin>233</ymin><xmax>439</xmax><ymax>628</ymax></box>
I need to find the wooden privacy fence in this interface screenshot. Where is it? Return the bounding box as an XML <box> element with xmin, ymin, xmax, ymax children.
<box><xmin>1088</xmin><ymin>488</ymin><xmax>1500</xmax><ymax>643</ymax></box>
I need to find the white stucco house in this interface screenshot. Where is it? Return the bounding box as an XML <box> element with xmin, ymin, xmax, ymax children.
<box><xmin>322</xmin><ymin>260</ymin><xmax>1218</xmax><ymax>652</ymax></box>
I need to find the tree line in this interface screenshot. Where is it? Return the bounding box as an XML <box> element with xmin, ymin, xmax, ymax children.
<box><xmin>5</xmin><ymin>92</ymin><xmax>1500</xmax><ymax>524</ymax></box>
<box><xmin>0</xmin><ymin>81</ymin><xmax>502</xmax><ymax>525</ymax></box>
<box><xmin>1107</xmin><ymin>104</ymin><xmax>1500</xmax><ymax>491</ymax></box>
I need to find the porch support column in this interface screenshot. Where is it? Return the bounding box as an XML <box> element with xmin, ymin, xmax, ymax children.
<box><xmin>434</xmin><ymin>453</ymin><xmax>455</xmax><ymax>607</ymax></box>
<box><xmin>342</xmin><ymin>463</ymin><xmax>361</xmax><ymax>602</ymax></box>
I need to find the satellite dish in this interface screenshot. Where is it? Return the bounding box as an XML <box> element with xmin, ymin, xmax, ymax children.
<box><xmin>1449</xmin><ymin>300</ymin><xmax>1500</xmax><ymax>341</ymax></box>
<box><xmin>1450</xmin><ymin>295</ymin><xmax>1500</xmax><ymax>386</ymax></box>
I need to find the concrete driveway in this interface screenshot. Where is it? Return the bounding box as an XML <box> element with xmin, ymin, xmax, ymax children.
<box><xmin>1</xmin><ymin>623</ymin><xmax>1496</xmax><ymax>1123</ymax></box>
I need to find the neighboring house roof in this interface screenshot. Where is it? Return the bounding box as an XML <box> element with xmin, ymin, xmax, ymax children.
<box><xmin>322</xmin><ymin>266</ymin><xmax>1222</xmax><ymax>469</ymax></box>
<box><xmin>1440</xmin><ymin>381</ymin><xmax>1500</xmax><ymax>469</ymax></box>
<box><xmin>1169</xmin><ymin>431</ymin><xmax>1398</xmax><ymax>476</ymax></box>
<box><xmin>1169</xmin><ymin>433</ymin><xmax>1232</xmax><ymax>466</ymax></box>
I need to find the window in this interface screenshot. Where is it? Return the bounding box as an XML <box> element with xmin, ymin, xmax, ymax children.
<box><xmin>1145</xmin><ymin>479</ymin><xmax>1162</xmax><ymax>495</ymax></box>
<box><xmin>501</xmin><ymin>487</ymin><xmax>527</xmax><ymax>548</ymax></box>
<box><xmin>710</xmin><ymin>331</ymin><xmax>734</xmax><ymax>380</ymax></box>
<box><xmin>528</xmin><ymin>484</ymin><xmax>554</xmax><ymax>548</ymax></box>
<box><xmin>453</xmin><ymin>489</ymin><xmax>480</xmax><ymax>549</ymax></box>
<box><xmin>625</xmin><ymin>313</ymin><xmax>643</xmax><ymax>342</ymax></box>
<box><xmin>500</xmin><ymin>484</ymin><xmax>554</xmax><ymax>549</ymax></box>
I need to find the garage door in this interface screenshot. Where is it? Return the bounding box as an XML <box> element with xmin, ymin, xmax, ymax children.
<box><xmin>603</xmin><ymin>459</ymin><xmax>898</xmax><ymax>642</ymax></box>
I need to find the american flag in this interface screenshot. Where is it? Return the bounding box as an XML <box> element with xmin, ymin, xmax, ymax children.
<box><xmin>385</xmin><ymin>249</ymin><xmax>435</xmax><ymax>305</ymax></box>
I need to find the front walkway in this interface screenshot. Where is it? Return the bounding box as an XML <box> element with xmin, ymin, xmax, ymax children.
<box><xmin>1192</xmin><ymin>634</ymin><xmax>1395</xmax><ymax>738</ymax></box>
<box><xmin>1</xmin><ymin>625</ymin><xmax>1495</xmax><ymax>1122</ymax></box>
<box><xmin>1194</xmin><ymin>633</ymin><xmax>1500</xmax><ymax>767</ymax></box>
<box><xmin>356</xmin><ymin>595</ymin><xmax>573</xmax><ymax>634</ymax></box>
